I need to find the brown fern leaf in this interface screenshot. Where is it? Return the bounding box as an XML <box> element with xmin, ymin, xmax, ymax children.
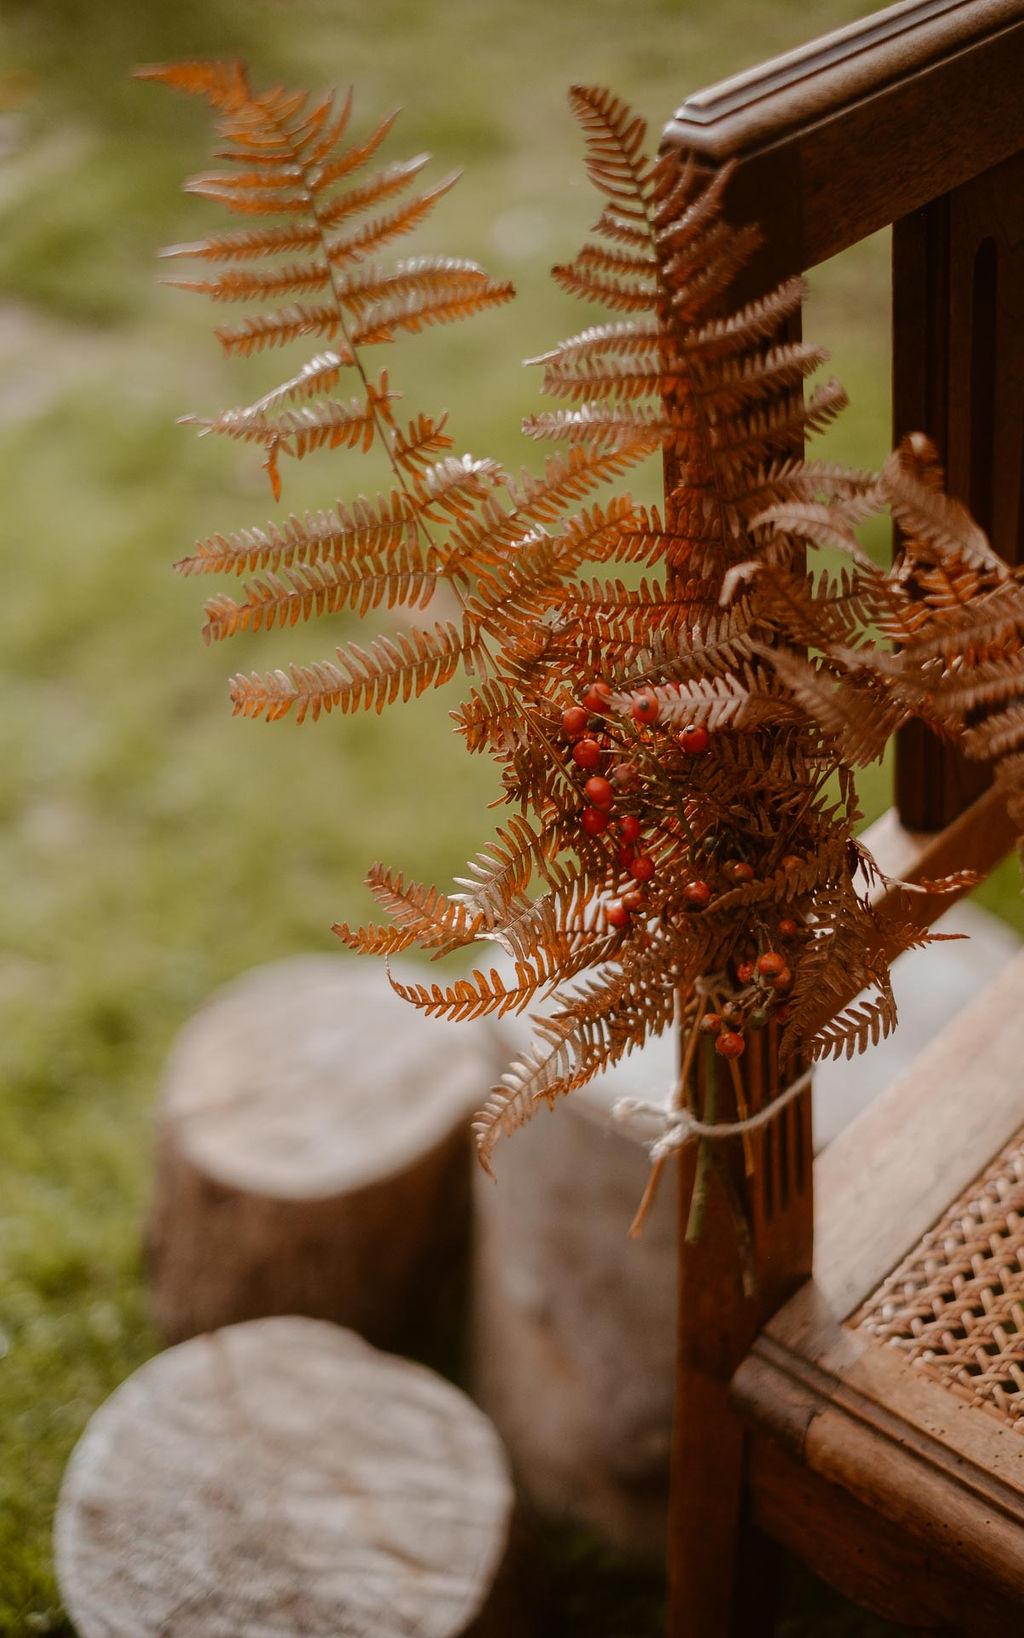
<box><xmin>684</xmin><ymin>277</ymin><xmax>808</xmax><ymax>358</ymax></box>
<box><xmin>355</xmin><ymin>274</ymin><xmax>516</xmax><ymax>342</ymax></box>
<box><xmin>551</xmin><ymin>261</ymin><xmax>660</xmax><ymax>314</ymax></box>
<box><xmin>228</xmin><ymin>621</ymin><xmax>470</xmax><ymax>721</ymax></box>
<box><xmin>440</xmin><ymin>440</ymin><xmax>658</xmax><ymax>581</ymax></box>
<box><xmin>136</xmin><ymin>60</ymin><xmax>253</xmax><ymax>114</ymax></box>
<box><xmin>523</xmin><ymin>405</ymin><xmax>676</xmax><ymax>448</ymax></box>
<box><xmin>451</xmin><ymin>816</ymin><xmax>556</xmax><ymax>924</ymax></box>
<box><xmin>387</xmin><ymin>955</ymin><xmax>571</xmax><ymax>1023</ymax></box>
<box><xmin>809</xmin><ymin>992</ymin><xmax>898</xmax><ymax>1062</ymax></box>
<box><xmin>175</xmin><ymin>491</ymin><xmax>417</xmax><ymax>579</ymax></box>
<box><xmin>308</xmin><ymin>107</ymin><xmax>402</xmax><ymax>191</ymax></box>
<box><xmin>473</xmin><ymin>946</ymin><xmax>683</xmax><ymax>1171</ymax></box>
<box><xmin>450</xmin><ymin>679</ymin><xmax>529</xmax><ymax>755</ymax></box>
<box><xmin>963</xmin><ymin>703</ymin><xmax>1024</xmax><ymax>762</ymax></box>
<box><xmin>159</xmin><ymin>156</ymin><xmax>437</xmax><ymax>264</ymax></box>
<box><xmin>215</xmin><ymin>301</ymin><xmax>347</xmax><ymax>357</ymax></box>
<box><xmin>412</xmin><ymin>454</ymin><xmax>509</xmax><ymax>528</ymax></box>
<box><xmin>168</xmin><ymin>260</ymin><xmax>336</xmax><ymax>303</ymax></box>
<box><xmin>185</xmin><ymin>381</ymin><xmax>385</xmax><ymax>454</ymax></box>
<box><xmin>331</xmin><ymin>921</ymin><xmax>418</xmax><ymax>958</ymax></box>
<box><xmin>883</xmin><ymin>436</ymin><xmax>1004</xmax><ymax>572</ymax></box>
<box><xmin>231</xmin><ymin>350</ymin><xmax>353</xmax><ymax>414</ymax></box>
<box><xmin>765</xmin><ymin>648</ymin><xmax>905</xmax><ymax>767</ymax></box>
<box><xmin>201</xmin><ymin>550</ymin><xmax>436</xmax><ymax>642</ymax></box>
<box><xmin>391</xmin><ymin>412</ymin><xmax>453</xmax><ymax>476</ymax></box>
<box><xmin>361</xmin><ymin>864</ymin><xmax>485</xmax><ymax>954</ymax></box>
<box><xmin>527</xmin><ymin>318</ymin><xmax>661</xmax><ymax>366</ymax></box>
<box><xmin>536</xmin><ymin>352</ymin><xmax>683</xmax><ymax>404</ymax></box>
<box><xmin>326</xmin><ymin>173</ymin><xmax>461</xmax><ymax>263</ymax></box>
<box><xmin>568</xmin><ymin>85</ymin><xmax>653</xmax><ymax>208</ymax></box>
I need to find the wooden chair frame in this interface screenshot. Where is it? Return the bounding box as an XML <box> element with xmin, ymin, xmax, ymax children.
<box><xmin>658</xmin><ymin>3</ymin><xmax>1024</xmax><ymax>1631</ymax></box>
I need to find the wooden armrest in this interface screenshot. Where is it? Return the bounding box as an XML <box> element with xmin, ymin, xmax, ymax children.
<box><xmin>662</xmin><ymin>0</ymin><xmax>1024</xmax><ymax>271</ymax></box>
<box><xmin>862</xmin><ymin>782</ymin><xmax>1017</xmax><ymax>955</ymax></box>
<box><xmin>731</xmin><ymin>942</ymin><xmax>1024</xmax><ymax>1627</ymax></box>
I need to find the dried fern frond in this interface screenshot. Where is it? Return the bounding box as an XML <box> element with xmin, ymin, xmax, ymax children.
<box><xmin>158</xmin><ymin>66</ymin><xmax>1022</xmax><ymax>1214</ymax></box>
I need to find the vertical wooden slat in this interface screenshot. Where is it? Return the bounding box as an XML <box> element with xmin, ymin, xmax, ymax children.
<box><xmin>894</xmin><ymin>148</ymin><xmax>1024</xmax><ymax>830</ymax></box>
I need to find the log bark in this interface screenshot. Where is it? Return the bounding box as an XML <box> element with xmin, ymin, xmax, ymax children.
<box><xmin>55</xmin><ymin>1317</ymin><xmax>520</xmax><ymax>1638</ymax></box>
<box><xmin>147</xmin><ymin>955</ymin><xmax>503</xmax><ymax>1348</ymax></box>
<box><xmin>471</xmin><ymin>1030</ymin><xmax>678</xmax><ymax>1561</ymax></box>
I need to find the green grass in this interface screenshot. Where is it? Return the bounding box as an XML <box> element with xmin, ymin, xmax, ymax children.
<box><xmin>0</xmin><ymin>1</ymin><xmax>1007</xmax><ymax>1631</ymax></box>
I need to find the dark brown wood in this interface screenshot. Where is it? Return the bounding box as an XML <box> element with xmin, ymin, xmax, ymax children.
<box><xmin>660</xmin><ymin>2</ymin><xmax>1024</xmax><ymax>1631</ymax></box>
<box><xmin>668</xmin><ymin>1032</ymin><xmax>813</xmax><ymax>1637</ymax></box>
<box><xmin>894</xmin><ymin>146</ymin><xmax>1024</xmax><ymax>828</ymax></box>
<box><xmin>745</xmin><ymin>1426</ymin><xmax>1024</xmax><ymax>1633</ymax></box>
<box><xmin>731</xmin><ymin>950</ymin><xmax>1024</xmax><ymax>1629</ymax></box>
<box><xmin>663</xmin><ymin>0</ymin><xmax>1024</xmax><ymax>274</ymax></box>
<box><xmin>801</xmin><ymin>942</ymin><xmax>1024</xmax><ymax>1320</ymax></box>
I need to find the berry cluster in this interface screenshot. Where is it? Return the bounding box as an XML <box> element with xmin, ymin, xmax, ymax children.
<box><xmin>562</xmin><ymin>678</ymin><xmax>713</xmax><ymax>934</ymax></box>
<box><xmin>698</xmin><ymin>926</ymin><xmax>805</xmax><ymax>1060</ymax></box>
<box><xmin>561</xmin><ymin>678</ymin><xmax>810</xmax><ymax>1065</ymax></box>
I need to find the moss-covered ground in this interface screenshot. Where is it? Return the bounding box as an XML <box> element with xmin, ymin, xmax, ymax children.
<box><xmin>0</xmin><ymin>2</ymin><xmax>1017</xmax><ymax>1631</ymax></box>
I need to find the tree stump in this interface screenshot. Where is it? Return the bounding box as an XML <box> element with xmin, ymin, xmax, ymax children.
<box><xmin>147</xmin><ymin>955</ymin><xmax>502</xmax><ymax>1348</ymax></box>
<box><xmin>471</xmin><ymin>1028</ymin><xmax>678</xmax><ymax>1561</ymax></box>
<box><xmin>55</xmin><ymin>1317</ymin><xmax>520</xmax><ymax>1638</ymax></box>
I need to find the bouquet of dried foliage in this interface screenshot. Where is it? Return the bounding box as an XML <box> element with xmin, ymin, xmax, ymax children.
<box><xmin>144</xmin><ymin>60</ymin><xmax>1024</xmax><ymax>1229</ymax></box>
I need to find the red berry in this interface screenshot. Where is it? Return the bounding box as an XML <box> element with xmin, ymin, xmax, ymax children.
<box><xmin>757</xmin><ymin>951</ymin><xmax>786</xmax><ymax>978</ymax></box>
<box><xmin>618</xmin><ymin>814</ymin><xmax>641</xmax><ymax>844</ymax></box>
<box><xmin>584</xmin><ymin>775</ymin><xmax>614</xmax><ymax>810</ymax></box>
<box><xmin>572</xmin><ymin>737</ymin><xmax>603</xmax><ymax>770</ymax></box>
<box><xmin>582</xmin><ymin>680</ymin><xmax>612</xmax><ymax>713</ymax></box>
<box><xmin>736</xmin><ymin>959</ymin><xmax>756</xmax><ymax>984</ymax></box>
<box><xmin>722</xmin><ymin>1000</ymin><xmax>743</xmax><ymax>1024</ymax></box>
<box><xmin>562</xmin><ymin>705</ymin><xmax>589</xmax><ymax>739</ymax></box>
<box><xmin>715</xmin><ymin>1030</ymin><xmax>746</xmax><ymax>1060</ymax></box>
<box><xmin>726</xmin><ymin>861</ymin><xmax>755</xmax><ymax>883</ymax></box>
<box><xmin>771</xmin><ymin>965</ymin><xmax>793</xmax><ymax>992</ymax></box>
<box><xmin>781</xmin><ymin>854</ymin><xmax>802</xmax><ymax>871</ymax></box>
<box><xmin>631</xmin><ymin>688</ymin><xmax>659</xmax><ymax>724</ymax></box>
<box><xmin>778</xmin><ymin>918</ymin><xmax>799</xmax><ymax>938</ymax></box>
<box><xmin>682</xmin><ymin>879</ymin><xmax>711</xmax><ymax>908</ymax></box>
<box><xmin>631</xmin><ymin>855</ymin><xmax>655</xmax><ymax>882</ymax></box>
<box><xmin>617</xmin><ymin>846</ymin><xmax>635</xmax><ymax>868</ymax></box>
<box><xmin>699</xmin><ymin>1012</ymin><xmax>723</xmax><ymax>1036</ymax></box>
<box><xmin>581</xmin><ymin>807</ymin><xmax>609</xmax><ymax>836</ymax></box>
<box><xmin>678</xmin><ymin>724</ymin><xmax>710</xmax><ymax>755</ymax></box>
<box><xmin>611</xmin><ymin>761</ymin><xmax>638</xmax><ymax>790</ymax></box>
<box><xmin>622</xmin><ymin>889</ymin><xmax>646</xmax><ymax>912</ymax></box>
<box><xmin>604</xmin><ymin>898</ymin><xmax>630</xmax><ymax>929</ymax></box>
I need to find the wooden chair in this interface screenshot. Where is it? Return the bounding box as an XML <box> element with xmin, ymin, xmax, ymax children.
<box><xmin>659</xmin><ymin>3</ymin><xmax>1024</xmax><ymax>1632</ymax></box>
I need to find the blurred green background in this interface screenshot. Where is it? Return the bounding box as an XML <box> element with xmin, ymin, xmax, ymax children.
<box><xmin>0</xmin><ymin>1</ymin><xmax>1010</xmax><ymax>1632</ymax></box>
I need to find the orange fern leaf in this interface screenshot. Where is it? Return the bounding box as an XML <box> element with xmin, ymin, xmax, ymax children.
<box><xmin>228</xmin><ymin>621</ymin><xmax>471</xmax><ymax>722</ymax></box>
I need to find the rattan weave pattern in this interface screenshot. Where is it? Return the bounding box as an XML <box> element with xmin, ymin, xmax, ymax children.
<box><xmin>852</xmin><ymin>1129</ymin><xmax>1024</xmax><ymax>1431</ymax></box>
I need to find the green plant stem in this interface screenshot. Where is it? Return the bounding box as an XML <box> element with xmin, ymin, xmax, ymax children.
<box><xmin>684</xmin><ymin>1035</ymin><xmax>716</xmax><ymax>1243</ymax></box>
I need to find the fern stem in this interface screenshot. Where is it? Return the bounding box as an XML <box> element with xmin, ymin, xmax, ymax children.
<box><xmin>277</xmin><ymin>102</ymin><xmax>470</xmax><ymax>623</ymax></box>
<box><xmin>683</xmin><ymin>1036</ymin><xmax>717</xmax><ymax>1243</ymax></box>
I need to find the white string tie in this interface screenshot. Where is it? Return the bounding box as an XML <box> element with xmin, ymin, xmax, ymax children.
<box><xmin>612</xmin><ymin>1064</ymin><xmax>813</xmax><ymax>1161</ymax></box>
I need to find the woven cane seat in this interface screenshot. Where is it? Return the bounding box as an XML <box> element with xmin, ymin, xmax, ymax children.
<box><xmin>731</xmin><ymin>948</ymin><xmax>1024</xmax><ymax>1634</ymax></box>
<box><xmin>853</xmin><ymin>1130</ymin><xmax>1024</xmax><ymax>1432</ymax></box>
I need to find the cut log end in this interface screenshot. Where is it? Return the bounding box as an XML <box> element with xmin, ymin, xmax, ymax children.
<box><xmin>56</xmin><ymin>1317</ymin><xmax>518</xmax><ymax>1638</ymax></box>
<box><xmin>147</xmin><ymin>955</ymin><xmax>503</xmax><ymax>1345</ymax></box>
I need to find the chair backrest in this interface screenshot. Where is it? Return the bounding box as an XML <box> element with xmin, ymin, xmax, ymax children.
<box><xmin>662</xmin><ymin>6</ymin><xmax>1024</xmax><ymax>1629</ymax></box>
<box><xmin>665</xmin><ymin>0</ymin><xmax>1024</xmax><ymax>837</ymax></box>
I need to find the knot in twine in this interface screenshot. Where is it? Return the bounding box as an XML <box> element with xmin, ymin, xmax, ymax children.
<box><xmin>612</xmin><ymin>1064</ymin><xmax>813</xmax><ymax>1162</ymax></box>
